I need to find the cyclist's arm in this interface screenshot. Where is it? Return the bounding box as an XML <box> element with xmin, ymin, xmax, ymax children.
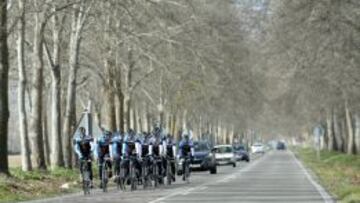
<box><xmin>110</xmin><ymin>142</ymin><xmax>115</xmax><ymax>159</ymax></box>
<box><xmin>135</xmin><ymin>141</ymin><xmax>142</xmax><ymax>158</ymax></box>
<box><xmin>190</xmin><ymin>142</ymin><xmax>195</xmax><ymax>157</ymax></box>
<box><xmin>162</xmin><ymin>140</ymin><xmax>167</xmax><ymax>155</ymax></box>
<box><xmin>94</xmin><ymin>139</ymin><xmax>99</xmax><ymax>159</ymax></box>
<box><xmin>191</xmin><ymin>147</ymin><xmax>195</xmax><ymax>157</ymax></box>
<box><xmin>148</xmin><ymin>144</ymin><xmax>153</xmax><ymax>155</ymax></box>
<box><xmin>121</xmin><ymin>142</ymin><xmax>127</xmax><ymax>158</ymax></box>
<box><xmin>159</xmin><ymin>144</ymin><xmax>164</xmax><ymax>156</ymax></box>
<box><xmin>73</xmin><ymin>141</ymin><xmax>82</xmax><ymax>159</ymax></box>
<box><xmin>172</xmin><ymin>145</ymin><xmax>176</xmax><ymax>158</ymax></box>
<box><xmin>178</xmin><ymin>142</ymin><xmax>183</xmax><ymax>158</ymax></box>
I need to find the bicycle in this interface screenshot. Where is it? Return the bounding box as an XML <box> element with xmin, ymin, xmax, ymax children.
<box><xmin>129</xmin><ymin>153</ymin><xmax>140</xmax><ymax>191</ymax></box>
<box><xmin>113</xmin><ymin>157</ymin><xmax>123</xmax><ymax>190</ymax></box>
<box><xmin>152</xmin><ymin>155</ymin><xmax>164</xmax><ymax>188</ymax></box>
<box><xmin>81</xmin><ymin>159</ymin><xmax>92</xmax><ymax>195</ymax></box>
<box><xmin>100</xmin><ymin>155</ymin><xmax>112</xmax><ymax>192</ymax></box>
<box><xmin>166</xmin><ymin>155</ymin><xmax>175</xmax><ymax>185</ymax></box>
<box><xmin>181</xmin><ymin>155</ymin><xmax>191</xmax><ymax>184</ymax></box>
<box><xmin>142</xmin><ymin>155</ymin><xmax>152</xmax><ymax>189</ymax></box>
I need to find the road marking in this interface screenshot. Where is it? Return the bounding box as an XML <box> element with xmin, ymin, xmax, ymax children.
<box><xmin>290</xmin><ymin>151</ymin><xmax>335</xmax><ymax>203</ymax></box>
<box><xmin>149</xmin><ymin>154</ymin><xmax>265</xmax><ymax>203</ymax></box>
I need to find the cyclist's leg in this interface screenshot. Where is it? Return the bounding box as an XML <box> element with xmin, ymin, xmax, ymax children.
<box><xmin>107</xmin><ymin>156</ymin><xmax>113</xmax><ymax>178</ymax></box>
<box><xmin>114</xmin><ymin>157</ymin><xmax>120</xmax><ymax>176</ymax></box>
<box><xmin>98</xmin><ymin>156</ymin><xmax>104</xmax><ymax>187</ymax></box>
<box><xmin>88</xmin><ymin>161</ymin><xmax>93</xmax><ymax>181</ymax></box>
<box><xmin>79</xmin><ymin>159</ymin><xmax>84</xmax><ymax>175</ymax></box>
<box><xmin>171</xmin><ymin>160</ymin><xmax>176</xmax><ymax>175</ymax></box>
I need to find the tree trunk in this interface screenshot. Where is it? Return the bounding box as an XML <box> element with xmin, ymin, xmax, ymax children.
<box><xmin>42</xmin><ymin>103</ymin><xmax>50</xmax><ymax>166</ymax></box>
<box><xmin>146</xmin><ymin>104</ymin><xmax>151</xmax><ymax>132</ymax></box>
<box><xmin>141</xmin><ymin>103</ymin><xmax>148</xmax><ymax>133</ymax></box>
<box><xmin>333</xmin><ymin>110</ymin><xmax>343</xmax><ymax>151</ymax></box>
<box><xmin>104</xmin><ymin>85</ymin><xmax>116</xmax><ymax>131</ymax></box>
<box><xmin>345</xmin><ymin>101</ymin><xmax>354</xmax><ymax>154</ymax></box>
<box><xmin>354</xmin><ymin>114</ymin><xmax>360</xmax><ymax>154</ymax></box>
<box><xmin>340</xmin><ymin>117</ymin><xmax>347</xmax><ymax>153</ymax></box>
<box><xmin>49</xmin><ymin>6</ymin><xmax>64</xmax><ymax>169</ymax></box>
<box><xmin>132</xmin><ymin>103</ymin><xmax>137</xmax><ymax>132</ymax></box>
<box><xmin>63</xmin><ymin>5</ymin><xmax>82</xmax><ymax>168</ymax></box>
<box><xmin>326</xmin><ymin>109</ymin><xmax>334</xmax><ymax>151</ymax></box>
<box><xmin>117</xmin><ymin>92</ymin><xmax>125</xmax><ymax>132</ymax></box>
<box><xmin>29</xmin><ymin>11</ymin><xmax>46</xmax><ymax>170</ymax></box>
<box><xmin>135</xmin><ymin>105</ymin><xmax>141</xmax><ymax>132</ymax></box>
<box><xmin>216</xmin><ymin>121</ymin><xmax>221</xmax><ymax>145</ymax></box>
<box><xmin>17</xmin><ymin>0</ymin><xmax>32</xmax><ymax>172</ymax></box>
<box><xmin>0</xmin><ymin>0</ymin><xmax>9</xmax><ymax>175</ymax></box>
<box><xmin>103</xmin><ymin>12</ymin><xmax>116</xmax><ymax>132</ymax></box>
<box><xmin>182</xmin><ymin>109</ymin><xmax>187</xmax><ymax>130</ymax></box>
<box><xmin>125</xmin><ymin>96</ymin><xmax>131</xmax><ymax>131</ymax></box>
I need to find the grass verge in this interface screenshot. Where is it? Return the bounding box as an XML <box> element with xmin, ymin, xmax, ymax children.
<box><xmin>0</xmin><ymin>167</ymin><xmax>81</xmax><ymax>202</ymax></box>
<box><xmin>294</xmin><ymin>147</ymin><xmax>360</xmax><ymax>203</ymax></box>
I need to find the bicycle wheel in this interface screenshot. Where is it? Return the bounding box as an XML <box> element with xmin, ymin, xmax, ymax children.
<box><xmin>166</xmin><ymin>160</ymin><xmax>172</xmax><ymax>185</ymax></box>
<box><xmin>116</xmin><ymin>163</ymin><xmax>121</xmax><ymax>190</ymax></box>
<box><xmin>142</xmin><ymin>163</ymin><xmax>149</xmax><ymax>189</ymax></box>
<box><xmin>153</xmin><ymin>163</ymin><xmax>159</xmax><ymax>188</ymax></box>
<box><xmin>119</xmin><ymin>164</ymin><xmax>126</xmax><ymax>191</ymax></box>
<box><xmin>185</xmin><ymin>159</ymin><xmax>190</xmax><ymax>184</ymax></box>
<box><xmin>130</xmin><ymin>159</ymin><xmax>137</xmax><ymax>191</ymax></box>
<box><xmin>82</xmin><ymin>163</ymin><xmax>91</xmax><ymax>195</ymax></box>
<box><xmin>102</xmin><ymin>163</ymin><xmax>108</xmax><ymax>192</ymax></box>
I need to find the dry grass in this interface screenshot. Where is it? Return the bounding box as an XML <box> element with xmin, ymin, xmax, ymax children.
<box><xmin>0</xmin><ymin>168</ymin><xmax>80</xmax><ymax>202</ymax></box>
<box><xmin>8</xmin><ymin>155</ymin><xmax>21</xmax><ymax>167</ymax></box>
<box><xmin>294</xmin><ymin>148</ymin><xmax>360</xmax><ymax>203</ymax></box>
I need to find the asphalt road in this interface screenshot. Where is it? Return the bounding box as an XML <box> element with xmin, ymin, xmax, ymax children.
<box><xmin>25</xmin><ymin>151</ymin><xmax>334</xmax><ymax>203</ymax></box>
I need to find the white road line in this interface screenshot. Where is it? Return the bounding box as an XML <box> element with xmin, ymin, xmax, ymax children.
<box><xmin>290</xmin><ymin>151</ymin><xmax>335</xmax><ymax>203</ymax></box>
<box><xmin>149</xmin><ymin>154</ymin><xmax>266</xmax><ymax>203</ymax></box>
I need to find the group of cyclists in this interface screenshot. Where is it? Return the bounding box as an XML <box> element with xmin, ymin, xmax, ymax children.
<box><xmin>73</xmin><ymin>122</ymin><xmax>195</xmax><ymax>193</ymax></box>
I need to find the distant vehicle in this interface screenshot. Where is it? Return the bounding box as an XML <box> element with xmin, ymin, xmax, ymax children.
<box><xmin>212</xmin><ymin>145</ymin><xmax>236</xmax><ymax>167</ymax></box>
<box><xmin>177</xmin><ymin>141</ymin><xmax>217</xmax><ymax>175</ymax></box>
<box><xmin>233</xmin><ymin>144</ymin><xmax>250</xmax><ymax>162</ymax></box>
<box><xmin>192</xmin><ymin>141</ymin><xmax>217</xmax><ymax>174</ymax></box>
<box><xmin>251</xmin><ymin>143</ymin><xmax>265</xmax><ymax>154</ymax></box>
<box><xmin>276</xmin><ymin>141</ymin><xmax>286</xmax><ymax>150</ymax></box>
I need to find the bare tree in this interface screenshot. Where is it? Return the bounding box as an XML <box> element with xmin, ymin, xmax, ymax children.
<box><xmin>17</xmin><ymin>0</ymin><xmax>32</xmax><ymax>171</ymax></box>
<box><xmin>0</xmin><ymin>0</ymin><xmax>10</xmax><ymax>175</ymax></box>
<box><xmin>63</xmin><ymin>0</ymin><xmax>92</xmax><ymax>168</ymax></box>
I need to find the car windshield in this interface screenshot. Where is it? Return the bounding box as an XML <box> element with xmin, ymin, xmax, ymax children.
<box><xmin>194</xmin><ymin>142</ymin><xmax>209</xmax><ymax>151</ymax></box>
<box><xmin>233</xmin><ymin>145</ymin><xmax>245</xmax><ymax>151</ymax></box>
<box><xmin>216</xmin><ymin>146</ymin><xmax>233</xmax><ymax>153</ymax></box>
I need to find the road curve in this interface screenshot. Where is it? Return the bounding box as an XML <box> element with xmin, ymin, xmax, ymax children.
<box><xmin>25</xmin><ymin>151</ymin><xmax>334</xmax><ymax>203</ymax></box>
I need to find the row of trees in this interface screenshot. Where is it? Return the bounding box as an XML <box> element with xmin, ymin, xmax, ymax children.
<box><xmin>263</xmin><ymin>0</ymin><xmax>360</xmax><ymax>154</ymax></box>
<box><xmin>1</xmin><ymin>0</ymin><xmax>269</xmax><ymax>174</ymax></box>
<box><xmin>1</xmin><ymin>0</ymin><xmax>358</xmax><ymax>176</ymax></box>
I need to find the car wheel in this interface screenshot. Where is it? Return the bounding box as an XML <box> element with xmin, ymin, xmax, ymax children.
<box><xmin>246</xmin><ymin>158</ymin><xmax>250</xmax><ymax>162</ymax></box>
<box><xmin>210</xmin><ymin>166</ymin><xmax>217</xmax><ymax>174</ymax></box>
<box><xmin>232</xmin><ymin>163</ymin><xmax>236</xmax><ymax>168</ymax></box>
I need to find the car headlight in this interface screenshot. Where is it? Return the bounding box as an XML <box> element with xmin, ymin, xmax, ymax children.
<box><xmin>208</xmin><ymin>153</ymin><xmax>213</xmax><ymax>157</ymax></box>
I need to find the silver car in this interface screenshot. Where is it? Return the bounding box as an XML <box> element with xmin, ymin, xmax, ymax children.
<box><xmin>212</xmin><ymin>145</ymin><xmax>237</xmax><ymax>167</ymax></box>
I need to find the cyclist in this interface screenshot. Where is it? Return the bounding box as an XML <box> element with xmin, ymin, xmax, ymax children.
<box><xmin>164</xmin><ymin>133</ymin><xmax>177</xmax><ymax>182</ymax></box>
<box><xmin>141</xmin><ymin>131</ymin><xmax>153</xmax><ymax>159</ymax></box>
<box><xmin>73</xmin><ymin>127</ymin><xmax>94</xmax><ymax>188</ymax></box>
<box><xmin>95</xmin><ymin>129</ymin><xmax>113</xmax><ymax>188</ymax></box>
<box><xmin>178</xmin><ymin>129</ymin><xmax>195</xmax><ymax>181</ymax></box>
<box><xmin>150</xmin><ymin>122</ymin><xmax>167</xmax><ymax>183</ymax></box>
<box><xmin>111</xmin><ymin>130</ymin><xmax>123</xmax><ymax>182</ymax></box>
<box><xmin>139</xmin><ymin>132</ymin><xmax>153</xmax><ymax>186</ymax></box>
<box><xmin>121</xmin><ymin>129</ymin><xmax>142</xmax><ymax>183</ymax></box>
